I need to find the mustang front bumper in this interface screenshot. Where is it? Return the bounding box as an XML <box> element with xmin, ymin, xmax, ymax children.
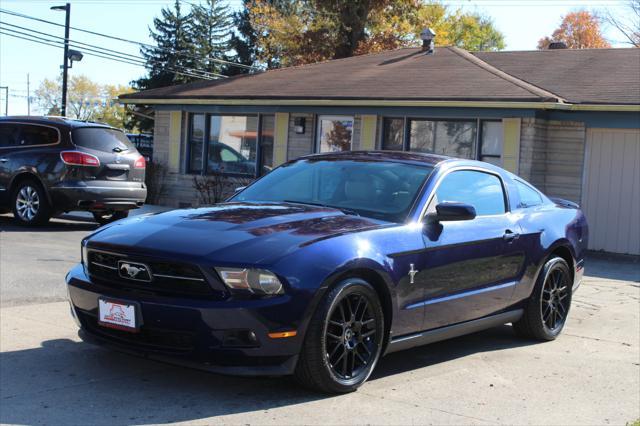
<box><xmin>66</xmin><ymin>264</ymin><xmax>304</xmax><ymax>376</ymax></box>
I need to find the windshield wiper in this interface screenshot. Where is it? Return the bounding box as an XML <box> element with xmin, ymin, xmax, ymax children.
<box><xmin>283</xmin><ymin>200</ymin><xmax>360</xmax><ymax>216</ymax></box>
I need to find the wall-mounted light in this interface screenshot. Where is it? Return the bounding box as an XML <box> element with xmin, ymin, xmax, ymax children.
<box><xmin>294</xmin><ymin>117</ymin><xmax>306</xmax><ymax>134</ymax></box>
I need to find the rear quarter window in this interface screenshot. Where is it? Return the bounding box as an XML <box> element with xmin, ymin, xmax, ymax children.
<box><xmin>514</xmin><ymin>180</ymin><xmax>543</xmax><ymax>208</ymax></box>
<box><xmin>72</xmin><ymin>127</ymin><xmax>135</xmax><ymax>152</ymax></box>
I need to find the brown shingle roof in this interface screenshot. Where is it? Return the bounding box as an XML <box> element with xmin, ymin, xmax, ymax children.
<box><xmin>473</xmin><ymin>48</ymin><xmax>640</xmax><ymax>105</ymax></box>
<box><xmin>121</xmin><ymin>46</ymin><xmax>640</xmax><ymax>105</ymax></box>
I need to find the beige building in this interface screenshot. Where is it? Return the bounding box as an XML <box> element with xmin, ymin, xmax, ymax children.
<box><xmin>121</xmin><ymin>47</ymin><xmax>640</xmax><ymax>255</ymax></box>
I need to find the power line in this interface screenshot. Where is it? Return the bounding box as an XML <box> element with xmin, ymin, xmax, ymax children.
<box><xmin>0</xmin><ymin>30</ymin><xmax>217</xmax><ymax>81</ymax></box>
<box><xmin>0</xmin><ymin>7</ymin><xmax>258</xmax><ymax>71</ymax></box>
<box><xmin>0</xmin><ymin>21</ymin><xmax>227</xmax><ymax>79</ymax></box>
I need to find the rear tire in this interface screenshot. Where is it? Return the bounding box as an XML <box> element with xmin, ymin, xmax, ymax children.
<box><xmin>513</xmin><ymin>256</ymin><xmax>572</xmax><ymax>341</ymax></box>
<box><xmin>92</xmin><ymin>210</ymin><xmax>129</xmax><ymax>226</ymax></box>
<box><xmin>11</xmin><ymin>179</ymin><xmax>51</xmax><ymax>226</ymax></box>
<box><xmin>294</xmin><ymin>278</ymin><xmax>384</xmax><ymax>394</ymax></box>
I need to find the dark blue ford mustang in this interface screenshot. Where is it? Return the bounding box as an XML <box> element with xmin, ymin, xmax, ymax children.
<box><xmin>66</xmin><ymin>151</ymin><xmax>588</xmax><ymax>393</ymax></box>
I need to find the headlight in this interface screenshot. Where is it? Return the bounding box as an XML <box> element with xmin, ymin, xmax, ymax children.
<box><xmin>215</xmin><ymin>267</ymin><xmax>284</xmax><ymax>296</ymax></box>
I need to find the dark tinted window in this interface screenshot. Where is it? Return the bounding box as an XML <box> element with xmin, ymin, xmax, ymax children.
<box><xmin>0</xmin><ymin>123</ymin><xmax>20</xmax><ymax>147</ymax></box>
<box><xmin>72</xmin><ymin>127</ymin><xmax>134</xmax><ymax>152</ymax></box>
<box><xmin>515</xmin><ymin>180</ymin><xmax>543</xmax><ymax>208</ymax></box>
<box><xmin>433</xmin><ymin>170</ymin><xmax>506</xmax><ymax>216</ymax></box>
<box><xmin>234</xmin><ymin>160</ymin><xmax>433</xmax><ymax>222</ymax></box>
<box><xmin>382</xmin><ymin>118</ymin><xmax>404</xmax><ymax>151</ymax></box>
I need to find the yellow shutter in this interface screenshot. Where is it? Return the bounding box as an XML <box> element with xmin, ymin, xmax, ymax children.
<box><xmin>502</xmin><ymin>118</ymin><xmax>521</xmax><ymax>173</ymax></box>
<box><xmin>359</xmin><ymin>115</ymin><xmax>377</xmax><ymax>151</ymax></box>
<box><xmin>274</xmin><ymin>113</ymin><xmax>289</xmax><ymax>166</ymax></box>
<box><xmin>168</xmin><ymin>111</ymin><xmax>182</xmax><ymax>172</ymax></box>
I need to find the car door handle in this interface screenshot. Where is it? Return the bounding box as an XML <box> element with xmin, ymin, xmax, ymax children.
<box><xmin>503</xmin><ymin>230</ymin><xmax>520</xmax><ymax>242</ymax></box>
<box><xmin>0</xmin><ymin>158</ymin><xmax>8</xmax><ymax>163</ymax></box>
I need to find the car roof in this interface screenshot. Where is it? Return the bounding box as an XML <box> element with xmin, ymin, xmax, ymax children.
<box><xmin>297</xmin><ymin>150</ymin><xmax>451</xmax><ymax>167</ymax></box>
<box><xmin>0</xmin><ymin>116</ymin><xmax>116</xmax><ymax>130</ymax></box>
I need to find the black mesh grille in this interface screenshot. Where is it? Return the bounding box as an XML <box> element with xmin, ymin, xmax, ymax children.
<box><xmin>78</xmin><ymin>310</ymin><xmax>195</xmax><ymax>353</ymax></box>
<box><xmin>87</xmin><ymin>249</ymin><xmax>215</xmax><ymax>298</ymax></box>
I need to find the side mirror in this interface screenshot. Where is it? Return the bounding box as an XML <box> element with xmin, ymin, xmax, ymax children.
<box><xmin>426</xmin><ymin>202</ymin><xmax>476</xmax><ymax>222</ymax></box>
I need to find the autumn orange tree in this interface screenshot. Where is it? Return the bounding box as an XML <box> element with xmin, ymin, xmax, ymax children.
<box><xmin>246</xmin><ymin>0</ymin><xmax>505</xmax><ymax>68</ymax></box>
<box><xmin>538</xmin><ymin>10</ymin><xmax>611</xmax><ymax>49</ymax></box>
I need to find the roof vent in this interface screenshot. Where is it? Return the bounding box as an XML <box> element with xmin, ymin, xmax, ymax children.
<box><xmin>420</xmin><ymin>28</ymin><xmax>436</xmax><ymax>55</ymax></box>
<box><xmin>548</xmin><ymin>41</ymin><xmax>568</xmax><ymax>50</ymax></box>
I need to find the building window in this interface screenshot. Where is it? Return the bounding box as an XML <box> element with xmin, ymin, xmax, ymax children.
<box><xmin>317</xmin><ymin>115</ymin><xmax>354</xmax><ymax>153</ymax></box>
<box><xmin>207</xmin><ymin>115</ymin><xmax>258</xmax><ymax>175</ymax></box>
<box><xmin>480</xmin><ymin>121</ymin><xmax>503</xmax><ymax>166</ymax></box>
<box><xmin>188</xmin><ymin>113</ymin><xmax>274</xmax><ymax>177</ymax></box>
<box><xmin>188</xmin><ymin>114</ymin><xmax>206</xmax><ymax>173</ymax></box>
<box><xmin>381</xmin><ymin>117</ymin><xmax>404</xmax><ymax>151</ymax></box>
<box><xmin>409</xmin><ymin>119</ymin><xmax>477</xmax><ymax>159</ymax></box>
<box><xmin>259</xmin><ymin>115</ymin><xmax>275</xmax><ymax>175</ymax></box>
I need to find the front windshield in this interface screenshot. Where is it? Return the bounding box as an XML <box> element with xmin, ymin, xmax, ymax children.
<box><xmin>233</xmin><ymin>159</ymin><xmax>433</xmax><ymax>222</ymax></box>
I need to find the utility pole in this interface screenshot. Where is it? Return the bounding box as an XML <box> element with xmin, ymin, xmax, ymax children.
<box><xmin>52</xmin><ymin>3</ymin><xmax>71</xmax><ymax>117</ymax></box>
<box><xmin>27</xmin><ymin>74</ymin><xmax>31</xmax><ymax>116</ymax></box>
<box><xmin>0</xmin><ymin>86</ymin><xmax>7</xmax><ymax>116</ymax></box>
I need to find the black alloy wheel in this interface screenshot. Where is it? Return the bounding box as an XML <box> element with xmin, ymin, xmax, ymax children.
<box><xmin>513</xmin><ymin>256</ymin><xmax>572</xmax><ymax>341</ymax></box>
<box><xmin>325</xmin><ymin>292</ymin><xmax>378</xmax><ymax>380</ymax></box>
<box><xmin>540</xmin><ymin>263</ymin><xmax>571</xmax><ymax>333</ymax></box>
<box><xmin>295</xmin><ymin>278</ymin><xmax>384</xmax><ymax>393</ymax></box>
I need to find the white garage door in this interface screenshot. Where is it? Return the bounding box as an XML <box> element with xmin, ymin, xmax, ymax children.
<box><xmin>582</xmin><ymin>128</ymin><xmax>640</xmax><ymax>255</ymax></box>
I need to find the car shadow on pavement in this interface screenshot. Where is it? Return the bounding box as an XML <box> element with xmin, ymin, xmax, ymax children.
<box><xmin>0</xmin><ymin>326</ymin><xmax>533</xmax><ymax>425</ymax></box>
<box><xmin>0</xmin><ymin>215</ymin><xmax>99</xmax><ymax>232</ymax></box>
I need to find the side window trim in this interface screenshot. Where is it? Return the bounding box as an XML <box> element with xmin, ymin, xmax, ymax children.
<box><xmin>419</xmin><ymin>166</ymin><xmax>510</xmax><ymax>221</ymax></box>
<box><xmin>0</xmin><ymin>122</ymin><xmax>61</xmax><ymax>149</ymax></box>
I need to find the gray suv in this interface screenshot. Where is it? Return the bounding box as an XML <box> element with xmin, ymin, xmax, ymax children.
<box><xmin>0</xmin><ymin>116</ymin><xmax>147</xmax><ymax>226</ymax></box>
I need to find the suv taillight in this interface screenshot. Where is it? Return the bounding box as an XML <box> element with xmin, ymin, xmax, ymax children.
<box><xmin>134</xmin><ymin>155</ymin><xmax>146</xmax><ymax>169</ymax></box>
<box><xmin>60</xmin><ymin>151</ymin><xmax>100</xmax><ymax>167</ymax></box>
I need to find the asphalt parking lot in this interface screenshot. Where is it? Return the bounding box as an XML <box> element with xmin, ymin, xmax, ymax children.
<box><xmin>1</xmin><ymin>213</ymin><xmax>639</xmax><ymax>425</ymax></box>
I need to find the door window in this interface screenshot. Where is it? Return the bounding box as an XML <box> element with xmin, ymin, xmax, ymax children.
<box><xmin>18</xmin><ymin>125</ymin><xmax>59</xmax><ymax>146</ymax></box>
<box><xmin>431</xmin><ymin>170</ymin><xmax>506</xmax><ymax>216</ymax></box>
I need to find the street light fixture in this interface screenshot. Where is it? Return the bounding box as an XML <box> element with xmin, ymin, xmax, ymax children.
<box><xmin>67</xmin><ymin>49</ymin><xmax>84</xmax><ymax>67</ymax></box>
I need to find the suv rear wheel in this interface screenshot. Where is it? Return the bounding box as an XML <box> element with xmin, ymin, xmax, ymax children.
<box><xmin>11</xmin><ymin>179</ymin><xmax>51</xmax><ymax>226</ymax></box>
<box><xmin>92</xmin><ymin>210</ymin><xmax>129</xmax><ymax>226</ymax></box>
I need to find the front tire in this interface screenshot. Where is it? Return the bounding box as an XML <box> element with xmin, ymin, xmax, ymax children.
<box><xmin>11</xmin><ymin>180</ymin><xmax>51</xmax><ymax>226</ymax></box>
<box><xmin>295</xmin><ymin>278</ymin><xmax>384</xmax><ymax>393</ymax></box>
<box><xmin>513</xmin><ymin>256</ymin><xmax>572</xmax><ymax>341</ymax></box>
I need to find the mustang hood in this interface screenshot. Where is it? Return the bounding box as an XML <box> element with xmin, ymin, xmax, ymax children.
<box><xmin>86</xmin><ymin>202</ymin><xmax>388</xmax><ymax>265</ymax></box>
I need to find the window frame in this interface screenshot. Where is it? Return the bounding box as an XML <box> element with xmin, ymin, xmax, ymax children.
<box><xmin>419</xmin><ymin>166</ymin><xmax>511</xmax><ymax>221</ymax></box>
<box><xmin>315</xmin><ymin>115</ymin><xmax>355</xmax><ymax>153</ymax></box>
<box><xmin>0</xmin><ymin>122</ymin><xmax>61</xmax><ymax>150</ymax></box>
<box><xmin>186</xmin><ymin>113</ymin><xmax>273</xmax><ymax>178</ymax></box>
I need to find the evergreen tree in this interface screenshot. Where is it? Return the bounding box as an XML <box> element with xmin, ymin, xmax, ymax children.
<box><xmin>134</xmin><ymin>0</ymin><xmax>196</xmax><ymax>92</ymax></box>
<box><xmin>191</xmin><ymin>0</ymin><xmax>234</xmax><ymax>76</ymax></box>
<box><xmin>228</xmin><ymin>0</ymin><xmax>259</xmax><ymax>75</ymax></box>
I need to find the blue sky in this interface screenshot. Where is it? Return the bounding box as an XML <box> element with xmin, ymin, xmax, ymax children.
<box><xmin>0</xmin><ymin>0</ymin><xmax>632</xmax><ymax>115</ymax></box>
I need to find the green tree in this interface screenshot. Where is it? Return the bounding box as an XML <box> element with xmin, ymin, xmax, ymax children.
<box><xmin>134</xmin><ymin>0</ymin><xmax>196</xmax><ymax>91</ymax></box>
<box><xmin>247</xmin><ymin>0</ymin><xmax>505</xmax><ymax>68</ymax></box>
<box><xmin>191</xmin><ymin>0</ymin><xmax>234</xmax><ymax>75</ymax></box>
<box><xmin>34</xmin><ymin>76</ymin><xmax>136</xmax><ymax>129</ymax></box>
